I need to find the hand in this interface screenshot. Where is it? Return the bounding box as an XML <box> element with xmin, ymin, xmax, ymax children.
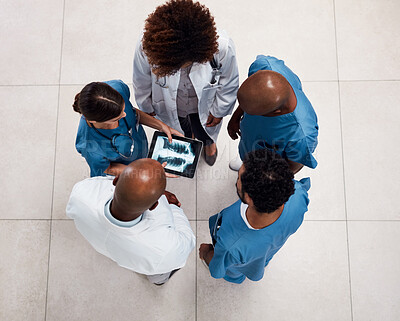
<box><xmin>160</xmin><ymin>123</ymin><xmax>184</xmax><ymax>143</ymax></box>
<box><xmin>206</xmin><ymin>113</ymin><xmax>222</xmax><ymax>127</ymax></box>
<box><xmin>164</xmin><ymin>190</ymin><xmax>181</xmax><ymax>207</ymax></box>
<box><xmin>104</xmin><ymin>163</ymin><xmax>127</xmax><ymax>177</ymax></box>
<box><xmin>161</xmin><ymin>162</ymin><xmax>179</xmax><ymax>178</ymax></box>
<box><xmin>227</xmin><ymin>113</ymin><xmax>242</xmax><ymax>140</ymax></box>
<box><xmin>199</xmin><ymin>243</ymin><xmax>214</xmax><ymax>263</ymax></box>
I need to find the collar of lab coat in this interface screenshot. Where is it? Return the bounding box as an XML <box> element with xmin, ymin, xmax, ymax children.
<box><xmin>158</xmin><ymin>62</ymin><xmax>213</xmax><ymax>101</ymax></box>
<box><xmin>189</xmin><ymin>62</ymin><xmax>213</xmax><ymax>100</ymax></box>
<box><xmin>97</xmin><ymin>194</ymin><xmax>173</xmax><ymax>235</ymax></box>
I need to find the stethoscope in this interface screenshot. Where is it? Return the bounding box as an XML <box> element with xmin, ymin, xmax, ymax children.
<box><xmin>89</xmin><ymin>117</ymin><xmax>135</xmax><ymax>159</ymax></box>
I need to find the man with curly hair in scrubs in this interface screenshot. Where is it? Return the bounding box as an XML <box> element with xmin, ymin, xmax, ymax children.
<box><xmin>199</xmin><ymin>149</ymin><xmax>310</xmax><ymax>284</ymax></box>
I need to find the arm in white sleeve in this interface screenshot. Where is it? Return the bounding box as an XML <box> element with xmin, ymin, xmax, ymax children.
<box><xmin>132</xmin><ymin>39</ymin><xmax>154</xmax><ymax>114</ymax></box>
<box><xmin>156</xmin><ymin>205</ymin><xmax>196</xmax><ymax>272</ymax></box>
<box><xmin>170</xmin><ymin>204</ymin><xmax>196</xmax><ymax>255</ymax></box>
<box><xmin>210</xmin><ymin>37</ymin><xmax>239</xmax><ymax>118</ymax></box>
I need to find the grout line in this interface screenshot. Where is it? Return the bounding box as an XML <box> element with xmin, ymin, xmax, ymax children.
<box><xmin>332</xmin><ymin>1</ymin><xmax>354</xmax><ymax>320</ymax></box>
<box><xmin>2</xmin><ymin>218</ymin><xmax>399</xmax><ymax>222</ymax></box>
<box><xmin>195</xmin><ymin>171</ymin><xmax>198</xmax><ymax>321</ymax></box>
<box><xmin>0</xmin><ymin>84</ymin><xmax>60</xmax><ymax>87</ymax></box>
<box><xmin>44</xmin><ymin>1</ymin><xmax>66</xmax><ymax>320</ymax></box>
<box><xmin>1</xmin><ymin>80</ymin><xmax>400</xmax><ymax>87</ymax></box>
<box><xmin>1</xmin><ymin>218</ymin><xmax>399</xmax><ymax>222</ymax></box>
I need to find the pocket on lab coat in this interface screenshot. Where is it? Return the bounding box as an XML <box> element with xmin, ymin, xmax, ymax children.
<box><xmin>201</xmin><ymin>84</ymin><xmax>221</xmax><ymax>112</ymax></box>
<box><xmin>152</xmin><ymin>100</ymin><xmax>167</xmax><ymax>115</ymax></box>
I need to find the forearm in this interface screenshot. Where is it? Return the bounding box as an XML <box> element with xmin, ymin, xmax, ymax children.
<box><xmin>232</xmin><ymin>105</ymin><xmax>244</xmax><ymax>119</ymax></box>
<box><xmin>204</xmin><ymin>249</ymin><xmax>214</xmax><ymax>265</ymax></box>
<box><xmin>104</xmin><ymin>163</ymin><xmax>127</xmax><ymax>176</ymax></box>
<box><xmin>136</xmin><ymin>109</ymin><xmax>164</xmax><ymax>131</ymax></box>
<box><xmin>132</xmin><ymin>40</ymin><xmax>154</xmax><ymax>112</ymax></box>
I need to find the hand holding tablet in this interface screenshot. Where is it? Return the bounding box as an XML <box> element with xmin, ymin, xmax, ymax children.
<box><xmin>148</xmin><ymin>131</ymin><xmax>203</xmax><ymax>178</ymax></box>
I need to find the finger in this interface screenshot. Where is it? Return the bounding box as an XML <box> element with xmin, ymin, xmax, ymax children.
<box><xmin>163</xmin><ymin>129</ymin><xmax>172</xmax><ymax>143</ymax></box>
<box><xmin>165</xmin><ymin>173</ymin><xmax>179</xmax><ymax>178</ymax></box>
<box><xmin>206</xmin><ymin>119</ymin><xmax>218</xmax><ymax>127</ymax></box>
<box><xmin>228</xmin><ymin>131</ymin><xmax>237</xmax><ymax>140</ymax></box>
<box><xmin>161</xmin><ymin>162</ymin><xmax>167</xmax><ymax>168</ymax></box>
<box><xmin>171</xmin><ymin>128</ymin><xmax>184</xmax><ymax>137</ymax></box>
<box><xmin>206</xmin><ymin>114</ymin><xmax>213</xmax><ymax>125</ymax></box>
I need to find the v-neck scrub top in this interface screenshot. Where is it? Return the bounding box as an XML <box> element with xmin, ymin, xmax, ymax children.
<box><xmin>75</xmin><ymin>80</ymin><xmax>148</xmax><ymax>177</ymax></box>
<box><xmin>208</xmin><ymin>178</ymin><xmax>311</xmax><ymax>284</ymax></box>
<box><xmin>238</xmin><ymin>55</ymin><xmax>319</xmax><ymax>169</ymax></box>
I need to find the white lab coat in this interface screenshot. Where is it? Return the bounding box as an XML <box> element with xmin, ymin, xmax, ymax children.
<box><xmin>66</xmin><ymin>176</ymin><xmax>195</xmax><ymax>275</ymax></box>
<box><xmin>132</xmin><ymin>30</ymin><xmax>239</xmax><ymax>142</ymax></box>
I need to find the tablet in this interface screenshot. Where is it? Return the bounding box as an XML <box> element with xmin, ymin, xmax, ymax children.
<box><xmin>148</xmin><ymin>131</ymin><xmax>203</xmax><ymax>178</ymax></box>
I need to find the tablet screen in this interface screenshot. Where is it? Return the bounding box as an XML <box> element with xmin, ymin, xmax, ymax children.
<box><xmin>148</xmin><ymin>131</ymin><xmax>203</xmax><ymax>178</ymax></box>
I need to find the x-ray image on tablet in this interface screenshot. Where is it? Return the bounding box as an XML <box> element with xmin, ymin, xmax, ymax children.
<box><xmin>148</xmin><ymin>131</ymin><xmax>203</xmax><ymax>178</ymax></box>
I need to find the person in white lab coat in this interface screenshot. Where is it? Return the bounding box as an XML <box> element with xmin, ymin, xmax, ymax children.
<box><xmin>66</xmin><ymin>158</ymin><xmax>195</xmax><ymax>285</ymax></box>
<box><xmin>133</xmin><ymin>0</ymin><xmax>239</xmax><ymax>166</ymax></box>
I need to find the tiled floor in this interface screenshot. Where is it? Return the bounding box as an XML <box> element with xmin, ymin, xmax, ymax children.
<box><xmin>1</xmin><ymin>0</ymin><xmax>399</xmax><ymax>320</ymax></box>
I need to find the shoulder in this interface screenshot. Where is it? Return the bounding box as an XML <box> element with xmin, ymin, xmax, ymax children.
<box><xmin>143</xmin><ymin>195</ymin><xmax>174</xmax><ymax>222</ymax></box>
<box><xmin>222</xmin><ymin>199</ymin><xmax>242</xmax><ymax>215</ymax></box>
<box><xmin>71</xmin><ymin>177</ymin><xmax>114</xmax><ymax>197</ymax></box>
<box><xmin>215</xmin><ymin>30</ymin><xmax>236</xmax><ymax>60</ymax></box>
<box><xmin>104</xmin><ymin>80</ymin><xmax>130</xmax><ymax>98</ymax></box>
<box><xmin>68</xmin><ymin>177</ymin><xmax>114</xmax><ymax>213</ymax></box>
<box><xmin>288</xmin><ymin>178</ymin><xmax>311</xmax><ymax>209</ymax></box>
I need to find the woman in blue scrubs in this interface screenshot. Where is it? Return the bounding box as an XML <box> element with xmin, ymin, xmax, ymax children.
<box><xmin>73</xmin><ymin>79</ymin><xmax>180</xmax><ymax>177</ymax></box>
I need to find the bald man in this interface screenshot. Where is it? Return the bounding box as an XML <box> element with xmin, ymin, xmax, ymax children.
<box><xmin>228</xmin><ymin>55</ymin><xmax>319</xmax><ymax>173</ymax></box>
<box><xmin>66</xmin><ymin>159</ymin><xmax>195</xmax><ymax>285</ymax></box>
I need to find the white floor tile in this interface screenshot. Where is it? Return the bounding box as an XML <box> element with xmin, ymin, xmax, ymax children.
<box><xmin>341</xmin><ymin>81</ymin><xmax>400</xmax><ymax>220</ymax></box>
<box><xmin>47</xmin><ymin>220</ymin><xmax>196</xmax><ymax>321</ymax></box>
<box><xmin>202</xmin><ymin>0</ymin><xmax>337</xmax><ymax>82</ymax></box>
<box><xmin>196</xmin><ymin>221</ymin><xmax>352</xmax><ymax>321</ymax></box>
<box><xmin>296</xmin><ymin>82</ymin><xmax>346</xmax><ymax>220</ymax></box>
<box><xmin>0</xmin><ymin>221</ymin><xmax>50</xmax><ymax>321</ymax></box>
<box><xmin>0</xmin><ymin>0</ymin><xmax>64</xmax><ymax>85</ymax></box>
<box><xmin>335</xmin><ymin>0</ymin><xmax>400</xmax><ymax>80</ymax></box>
<box><xmin>348</xmin><ymin>222</ymin><xmax>400</xmax><ymax>321</ymax></box>
<box><xmin>60</xmin><ymin>0</ymin><xmax>165</xmax><ymax>85</ymax></box>
<box><xmin>196</xmin><ymin>119</ymin><xmax>239</xmax><ymax>220</ymax></box>
<box><xmin>0</xmin><ymin>86</ymin><xmax>58</xmax><ymax>219</ymax></box>
<box><xmin>53</xmin><ymin>86</ymin><xmax>90</xmax><ymax>219</ymax></box>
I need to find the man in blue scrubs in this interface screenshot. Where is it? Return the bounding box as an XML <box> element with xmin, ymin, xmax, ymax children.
<box><xmin>199</xmin><ymin>149</ymin><xmax>310</xmax><ymax>284</ymax></box>
<box><xmin>227</xmin><ymin>55</ymin><xmax>319</xmax><ymax>174</ymax></box>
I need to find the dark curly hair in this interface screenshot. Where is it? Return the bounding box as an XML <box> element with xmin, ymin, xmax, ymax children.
<box><xmin>142</xmin><ymin>0</ymin><xmax>219</xmax><ymax>77</ymax></box>
<box><xmin>241</xmin><ymin>149</ymin><xmax>295</xmax><ymax>213</ymax></box>
<box><xmin>72</xmin><ymin>82</ymin><xmax>124</xmax><ymax>122</ymax></box>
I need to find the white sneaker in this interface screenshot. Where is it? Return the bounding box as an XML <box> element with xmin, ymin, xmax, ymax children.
<box><xmin>229</xmin><ymin>155</ymin><xmax>243</xmax><ymax>171</ymax></box>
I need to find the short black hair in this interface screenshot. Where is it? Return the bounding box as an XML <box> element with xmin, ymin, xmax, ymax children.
<box><xmin>241</xmin><ymin>149</ymin><xmax>295</xmax><ymax>213</ymax></box>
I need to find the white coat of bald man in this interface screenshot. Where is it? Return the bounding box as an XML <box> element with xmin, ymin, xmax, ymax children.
<box><xmin>66</xmin><ymin>158</ymin><xmax>195</xmax><ymax>285</ymax></box>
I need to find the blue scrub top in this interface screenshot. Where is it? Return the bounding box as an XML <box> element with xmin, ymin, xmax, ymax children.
<box><xmin>238</xmin><ymin>55</ymin><xmax>319</xmax><ymax>169</ymax></box>
<box><xmin>75</xmin><ymin>80</ymin><xmax>148</xmax><ymax>177</ymax></box>
<box><xmin>208</xmin><ymin>178</ymin><xmax>310</xmax><ymax>284</ymax></box>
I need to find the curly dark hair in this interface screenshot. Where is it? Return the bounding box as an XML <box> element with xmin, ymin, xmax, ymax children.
<box><xmin>241</xmin><ymin>149</ymin><xmax>295</xmax><ymax>213</ymax></box>
<box><xmin>142</xmin><ymin>0</ymin><xmax>219</xmax><ymax>77</ymax></box>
